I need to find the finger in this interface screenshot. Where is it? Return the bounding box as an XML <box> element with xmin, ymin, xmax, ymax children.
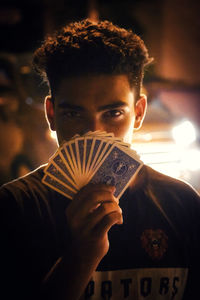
<box><xmin>66</xmin><ymin>184</ymin><xmax>117</xmax><ymax>227</ymax></box>
<box><xmin>74</xmin><ymin>183</ymin><xmax>116</xmax><ymax>205</ymax></box>
<box><xmin>85</xmin><ymin>201</ymin><xmax>123</xmax><ymax>232</ymax></box>
<box><xmin>83</xmin><ymin>190</ymin><xmax>119</xmax><ymax>213</ymax></box>
<box><xmin>67</xmin><ymin>191</ymin><xmax>118</xmax><ymax>230</ymax></box>
<box><xmin>68</xmin><ymin>184</ymin><xmax>117</xmax><ymax>217</ymax></box>
<box><xmin>93</xmin><ymin>210</ymin><xmax>123</xmax><ymax>238</ymax></box>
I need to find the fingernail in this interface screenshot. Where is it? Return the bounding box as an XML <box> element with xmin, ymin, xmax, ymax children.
<box><xmin>110</xmin><ymin>186</ymin><xmax>116</xmax><ymax>192</ymax></box>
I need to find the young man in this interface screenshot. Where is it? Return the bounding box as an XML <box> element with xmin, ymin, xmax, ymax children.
<box><xmin>1</xmin><ymin>19</ymin><xmax>200</xmax><ymax>300</ymax></box>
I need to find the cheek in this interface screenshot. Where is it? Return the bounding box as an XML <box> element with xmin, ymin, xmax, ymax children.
<box><xmin>54</xmin><ymin>118</ymin><xmax>79</xmax><ymax>142</ymax></box>
<box><xmin>55</xmin><ymin>116</ymin><xmax>92</xmax><ymax>143</ymax></box>
<box><xmin>109</xmin><ymin>115</ymin><xmax>135</xmax><ymax>141</ymax></box>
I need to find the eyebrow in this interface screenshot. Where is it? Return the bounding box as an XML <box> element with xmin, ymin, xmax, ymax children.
<box><xmin>97</xmin><ymin>101</ymin><xmax>128</xmax><ymax>112</ymax></box>
<box><xmin>58</xmin><ymin>100</ymin><xmax>128</xmax><ymax>111</ymax></box>
<box><xmin>58</xmin><ymin>102</ymin><xmax>84</xmax><ymax>111</ymax></box>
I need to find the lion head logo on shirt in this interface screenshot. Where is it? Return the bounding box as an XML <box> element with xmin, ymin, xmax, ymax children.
<box><xmin>141</xmin><ymin>229</ymin><xmax>168</xmax><ymax>260</ymax></box>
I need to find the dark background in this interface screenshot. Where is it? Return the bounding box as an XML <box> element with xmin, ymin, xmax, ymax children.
<box><xmin>0</xmin><ymin>0</ymin><xmax>200</xmax><ymax>187</ymax></box>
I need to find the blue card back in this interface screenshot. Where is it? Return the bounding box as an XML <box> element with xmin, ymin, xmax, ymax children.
<box><xmin>90</xmin><ymin>145</ymin><xmax>143</xmax><ymax>198</ymax></box>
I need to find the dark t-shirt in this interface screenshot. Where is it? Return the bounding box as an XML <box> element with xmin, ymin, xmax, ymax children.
<box><xmin>0</xmin><ymin>164</ymin><xmax>200</xmax><ymax>299</ymax></box>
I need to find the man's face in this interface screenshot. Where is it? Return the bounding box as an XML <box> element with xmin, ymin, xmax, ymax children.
<box><xmin>46</xmin><ymin>74</ymin><xmax>146</xmax><ymax>145</ymax></box>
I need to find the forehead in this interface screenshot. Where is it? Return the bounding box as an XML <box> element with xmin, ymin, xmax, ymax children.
<box><xmin>54</xmin><ymin>74</ymin><xmax>135</xmax><ymax>108</ymax></box>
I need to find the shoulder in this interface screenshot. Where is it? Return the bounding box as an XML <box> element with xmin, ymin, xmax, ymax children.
<box><xmin>0</xmin><ymin>164</ymin><xmax>47</xmax><ymax>197</ymax></box>
<box><xmin>144</xmin><ymin>165</ymin><xmax>199</xmax><ymax>197</ymax></box>
<box><xmin>142</xmin><ymin>165</ymin><xmax>200</xmax><ymax>217</ymax></box>
<box><xmin>0</xmin><ymin>164</ymin><xmax>56</xmax><ymax>213</ymax></box>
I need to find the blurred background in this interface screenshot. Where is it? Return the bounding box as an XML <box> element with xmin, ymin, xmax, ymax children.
<box><xmin>0</xmin><ymin>0</ymin><xmax>200</xmax><ymax>192</ymax></box>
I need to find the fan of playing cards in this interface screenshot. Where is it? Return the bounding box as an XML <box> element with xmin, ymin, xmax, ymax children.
<box><xmin>42</xmin><ymin>131</ymin><xmax>143</xmax><ymax>199</ymax></box>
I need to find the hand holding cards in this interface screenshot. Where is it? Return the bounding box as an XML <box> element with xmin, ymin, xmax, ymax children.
<box><xmin>42</xmin><ymin>131</ymin><xmax>143</xmax><ymax>199</ymax></box>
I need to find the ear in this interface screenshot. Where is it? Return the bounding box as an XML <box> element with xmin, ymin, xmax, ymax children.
<box><xmin>134</xmin><ymin>94</ymin><xmax>147</xmax><ymax>130</ymax></box>
<box><xmin>45</xmin><ymin>95</ymin><xmax>56</xmax><ymax>131</ymax></box>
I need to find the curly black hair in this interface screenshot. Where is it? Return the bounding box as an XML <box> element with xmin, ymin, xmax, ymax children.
<box><xmin>33</xmin><ymin>19</ymin><xmax>152</xmax><ymax>100</ymax></box>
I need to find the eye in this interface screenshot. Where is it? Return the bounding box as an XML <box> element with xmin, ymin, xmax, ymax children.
<box><xmin>63</xmin><ymin>110</ymin><xmax>81</xmax><ymax>118</ymax></box>
<box><xmin>103</xmin><ymin>109</ymin><xmax>124</xmax><ymax>119</ymax></box>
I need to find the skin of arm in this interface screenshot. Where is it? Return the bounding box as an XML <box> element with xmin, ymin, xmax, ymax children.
<box><xmin>41</xmin><ymin>183</ymin><xmax>123</xmax><ymax>300</ymax></box>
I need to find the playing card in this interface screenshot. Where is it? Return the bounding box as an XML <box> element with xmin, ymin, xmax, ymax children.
<box><xmin>68</xmin><ymin>140</ymin><xmax>79</xmax><ymax>175</ymax></box>
<box><xmin>89</xmin><ymin>144</ymin><xmax>143</xmax><ymax>199</ymax></box>
<box><xmin>42</xmin><ymin>174</ymin><xmax>76</xmax><ymax>199</ymax></box>
<box><xmin>75</xmin><ymin>137</ymin><xmax>85</xmax><ymax>175</ymax></box>
<box><xmin>44</xmin><ymin>162</ymin><xmax>78</xmax><ymax>192</ymax></box>
<box><xmin>87</xmin><ymin>138</ymin><xmax>103</xmax><ymax>174</ymax></box>
<box><xmin>84</xmin><ymin>137</ymin><xmax>94</xmax><ymax>175</ymax></box>
<box><xmin>51</xmin><ymin>149</ymin><xmax>78</xmax><ymax>187</ymax></box>
<box><xmin>42</xmin><ymin>131</ymin><xmax>143</xmax><ymax>200</ymax></box>
<box><xmin>90</xmin><ymin>140</ymin><xmax>113</xmax><ymax>174</ymax></box>
<box><xmin>87</xmin><ymin>139</ymin><xmax>104</xmax><ymax>172</ymax></box>
<box><xmin>74</xmin><ymin>137</ymin><xmax>86</xmax><ymax>187</ymax></box>
<box><xmin>61</xmin><ymin>143</ymin><xmax>79</xmax><ymax>178</ymax></box>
